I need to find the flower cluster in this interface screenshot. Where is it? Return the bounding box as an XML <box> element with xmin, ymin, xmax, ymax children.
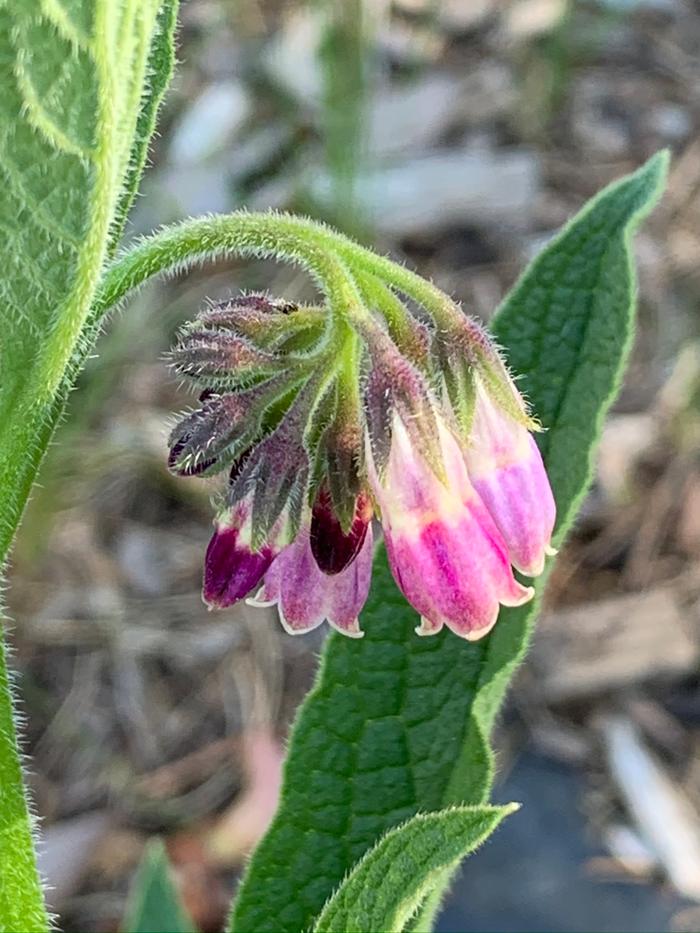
<box><xmin>168</xmin><ymin>289</ymin><xmax>555</xmax><ymax>641</ymax></box>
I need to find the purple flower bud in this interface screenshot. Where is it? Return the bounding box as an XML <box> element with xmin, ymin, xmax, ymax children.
<box><xmin>199</xmin><ymin>294</ymin><xmax>298</xmax><ymax>331</ymax></box>
<box><xmin>249</xmin><ymin>523</ymin><xmax>373</xmax><ymax>638</ymax></box>
<box><xmin>168</xmin><ymin>434</ymin><xmax>217</xmax><ymax>476</ymax></box>
<box><xmin>195</xmin><ymin>295</ymin><xmax>324</xmax><ymax>353</ymax></box>
<box><xmin>464</xmin><ymin>382</ymin><xmax>556</xmax><ymax>577</ymax></box>
<box><xmin>167</xmin><ymin>375</ymin><xmax>293</xmax><ymax>477</ymax></box>
<box><xmin>171</xmin><ymin>331</ymin><xmax>280</xmax><ymax>386</ymax></box>
<box><xmin>367</xmin><ymin>412</ymin><xmax>533</xmax><ymax>640</ymax></box>
<box><xmin>310</xmin><ymin>488</ymin><xmax>372</xmax><ymax>575</ymax></box>
<box><xmin>203</xmin><ymin>501</ymin><xmax>288</xmax><ymax>608</ymax></box>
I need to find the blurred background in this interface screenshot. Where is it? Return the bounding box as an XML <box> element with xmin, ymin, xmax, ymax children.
<box><xmin>7</xmin><ymin>0</ymin><xmax>700</xmax><ymax>929</ymax></box>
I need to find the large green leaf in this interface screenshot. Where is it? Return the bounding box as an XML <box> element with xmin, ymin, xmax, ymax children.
<box><xmin>123</xmin><ymin>838</ymin><xmax>196</xmax><ymax>933</ymax></box>
<box><xmin>313</xmin><ymin>805</ymin><xmax>516</xmax><ymax>933</ymax></box>
<box><xmin>0</xmin><ymin>0</ymin><xmax>178</xmax><ymax>560</ymax></box>
<box><xmin>0</xmin><ymin>0</ymin><xmax>164</xmax><ymax>553</ymax></box>
<box><xmin>230</xmin><ymin>152</ymin><xmax>668</xmax><ymax>932</ymax></box>
<box><xmin>0</xmin><ymin>4</ymin><xmax>179</xmax><ymax>929</ymax></box>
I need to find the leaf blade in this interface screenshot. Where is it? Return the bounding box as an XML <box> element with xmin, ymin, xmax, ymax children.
<box><xmin>110</xmin><ymin>0</ymin><xmax>179</xmax><ymax>253</ymax></box>
<box><xmin>123</xmin><ymin>838</ymin><xmax>196</xmax><ymax>933</ymax></box>
<box><xmin>313</xmin><ymin>805</ymin><xmax>516</xmax><ymax>933</ymax></box>
<box><xmin>0</xmin><ymin>4</ymin><xmax>179</xmax><ymax>929</ymax></box>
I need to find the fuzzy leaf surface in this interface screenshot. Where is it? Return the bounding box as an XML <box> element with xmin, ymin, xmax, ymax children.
<box><xmin>313</xmin><ymin>805</ymin><xmax>515</xmax><ymax>933</ymax></box>
<box><xmin>230</xmin><ymin>152</ymin><xmax>668</xmax><ymax>933</ymax></box>
<box><xmin>0</xmin><ymin>3</ymin><xmax>178</xmax><ymax>929</ymax></box>
<box><xmin>0</xmin><ymin>0</ymin><xmax>167</xmax><ymax>555</ymax></box>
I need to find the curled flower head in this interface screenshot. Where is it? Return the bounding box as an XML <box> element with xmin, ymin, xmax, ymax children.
<box><xmin>168</xmin><ymin>279</ymin><xmax>556</xmax><ymax>641</ymax></box>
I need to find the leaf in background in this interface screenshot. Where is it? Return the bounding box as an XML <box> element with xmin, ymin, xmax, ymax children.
<box><xmin>317</xmin><ymin>0</ymin><xmax>369</xmax><ymax>232</ymax></box>
<box><xmin>123</xmin><ymin>838</ymin><xmax>195</xmax><ymax>933</ymax></box>
<box><xmin>313</xmin><ymin>805</ymin><xmax>516</xmax><ymax>933</ymax></box>
<box><xmin>230</xmin><ymin>152</ymin><xmax>668</xmax><ymax>933</ymax></box>
<box><xmin>0</xmin><ymin>4</ymin><xmax>179</xmax><ymax>930</ymax></box>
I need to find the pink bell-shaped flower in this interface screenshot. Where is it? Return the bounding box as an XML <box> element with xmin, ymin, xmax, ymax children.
<box><xmin>367</xmin><ymin>413</ymin><xmax>534</xmax><ymax>641</ymax></box>
<box><xmin>249</xmin><ymin>521</ymin><xmax>374</xmax><ymax>638</ymax></box>
<box><xmin>464</xmin><ymin>381</ymin><xmax>556</xmax><ymax>577</ymax></box>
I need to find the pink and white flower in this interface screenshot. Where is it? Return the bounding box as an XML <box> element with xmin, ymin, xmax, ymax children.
<box><xmin>367</xmin><ymin>413</ymin><xmax>534</xmax><ymax>641</ymax></box>
<box><xmin>249</xmin><ymin>521</ymin><xmax>373</xmax><ymax>638</ymax></box>
<box><xmin>464</xmin><ymin>381</ymin><xmax>556</xmax><ymax>577</ymax></box>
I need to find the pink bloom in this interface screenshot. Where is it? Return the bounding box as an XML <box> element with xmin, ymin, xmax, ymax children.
<box><xmin>203</xmin><ymin>499</ymin><xmax>288</xmax><ymax>608</ymax></box>
<box><xmin>368</xmin><ymin>413</ymin><xmax>533</xmax><ymax>641</ymax></box>
<box><xmin>464</xmin><ymin>382</ymin><xmax>556</xmax><ymax>577</ymax></box>
<box><xmin>249</xmin><ymin>523</ymin><xmax>373</xmax><ymax>638</ymax></box>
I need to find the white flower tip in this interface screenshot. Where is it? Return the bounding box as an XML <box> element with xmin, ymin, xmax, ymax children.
<box><xmin>545</xmin><ymin>544</ymin><xmax>558</xmax><ymax>558</ymax></box>
<box><xmin>246</xmin><ymin>590</ymin><xmax>277</xmax><ymax>608</ymax></box>
<box><xmin>502</xmin><ymin>583</ymin><xmax>535</xmax><ymax>608</ymax></box>
<box><xmin>276</xmin><ymin>605</ymin><xmax>323</xmax><ymax>637</ymax></box>
<box><xmin>415</xmin><ymin>616</ymin><xmax>442</xmax><ymax>637</ymax></box>
<box><xmin>462</xmin><ymin>626</ymin><xmax>492</xmax><ymax>642</ymax></box>
<box><xmin>329</xmin><ymin>618</ymin><xmax>365</xmax><ymax>639</ymax></box>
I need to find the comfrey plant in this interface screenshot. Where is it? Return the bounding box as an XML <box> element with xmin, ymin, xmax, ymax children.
<box><xmin>168</xmin><ymin>293</ymin><xmax>555</xmax><ymax>641</ymax></box>
<box><xmin>0</xmin><ymin>3</ymin><xmax>667</xmax><ymax>931</ymax></box>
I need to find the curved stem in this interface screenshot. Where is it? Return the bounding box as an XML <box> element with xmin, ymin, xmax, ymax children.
<box><xmin>94</xmin><ymin>212</ymin><xmax>461</xmax><ymax>329</ymax></box>
<box><xmin>95</xmin><ymin>213</ymin><xmax>369</xmax><ymax>330</ymax></box>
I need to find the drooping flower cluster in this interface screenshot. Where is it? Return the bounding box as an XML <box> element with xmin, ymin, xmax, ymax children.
<box><xmin>168</xmin><ymin>289</ymin><xmax>555</xmax><ymax>641</ymax></box>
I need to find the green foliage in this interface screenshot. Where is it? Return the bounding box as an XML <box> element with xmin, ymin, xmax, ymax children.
<box><xmin>123</xmin><ymin>838</ymin><xmax>196</xmax><ymax>933</ymax></box>
<box><xmin>0</xmin><ymin>4</ymin><xmax>179</xmax><ymax>930</ymax></box>
<box><xmin>229</xmin><ymin>152</ymin><xmax>668</xmax><ymax>933</ymax></box>
<box><xmin>313</xmin><ymin>805</ymin><xmax>516</xmax><ymax>933</ymax></box>
<box><xmin>111</xmin><ymin>0</ymin><xmax>179</xmax><ymax>253</ymax></box>
<box><xmin>0</xmin><ymin>0</ymin><xmax>171</xmax><ymax>558</ymax></box>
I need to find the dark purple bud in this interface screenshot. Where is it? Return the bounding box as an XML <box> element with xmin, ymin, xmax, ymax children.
<box><xmin>310</xmin><ymin>488</ymin><xmax>372</xmax><ymax>575</ymax></box>
<box><xmin>203</xmin><ymin>524</ymin><xmax>275</xmax><ymax>608</ymax></box>
<box><xmin>168</xmin><ymin>434</ymin><xmax>217</xmax><ymax>476</ymax></box>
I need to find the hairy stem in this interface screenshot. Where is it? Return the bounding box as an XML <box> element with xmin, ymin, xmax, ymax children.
<box><xmin>95</xmin><ymin>213</ymin><xmax>460</xmax><ymax>329</ymax></box>
<box><xmin>96</xmin><ymin>213</ymin><xmax>369</xmax><ymax>329</ymax></box>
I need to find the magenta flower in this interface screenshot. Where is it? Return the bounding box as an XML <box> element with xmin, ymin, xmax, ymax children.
<box><xmin>203</xmin><ymin>500</ymin><xmax>286</xmax><ymax>609</ymax></box>
<box><xmin>248</xmin><ymin>521</ymin><xmax>373</xmax><ymax>638</ymax></box>
<box><xmin>464</xmin><ymin>381</ymin><xmax>556</xmax><ymax>577</ymax></box>
<box><xmin>367</xmin><ymin>413</ymin><xmax>534</xmax><ymax>641</ymax></box>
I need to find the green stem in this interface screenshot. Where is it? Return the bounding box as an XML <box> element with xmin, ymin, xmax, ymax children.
<box><xmin>356</xmin><ymin>272</ymin><xmax>430</xmax><ymax>367</ymax></box>
<box><xmin>95</xmin><ymin>213</ymin><xmax>370</xmax><ymax>330</ymax></box>
<box><xmin>94</xmin><ymin>213</ymin><xmax>460</xmax><ymax>330</ymax></box>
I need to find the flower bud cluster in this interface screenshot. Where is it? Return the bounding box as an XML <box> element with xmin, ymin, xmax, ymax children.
<box><xmin>168</xmin><ymin>285</ymin><xmax>555</xmax><ymax>641</ymax></box>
